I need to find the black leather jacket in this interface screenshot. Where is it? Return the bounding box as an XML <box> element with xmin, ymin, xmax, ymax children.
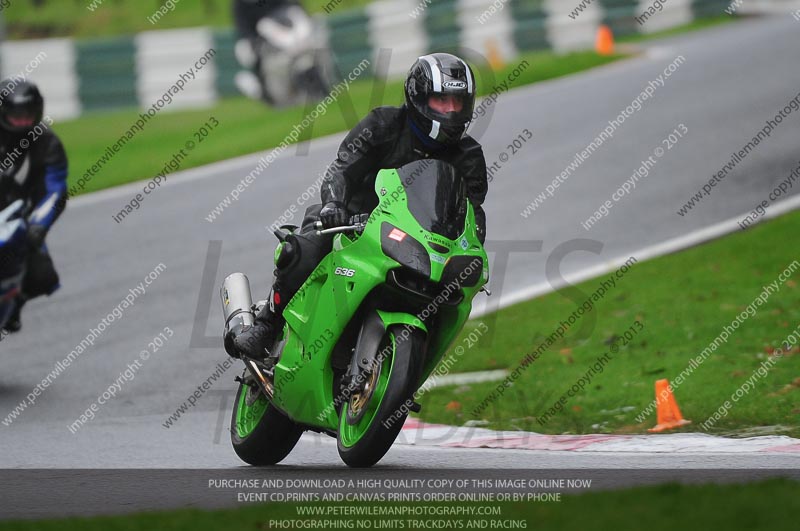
<box><xmin>0</xmin><ymin>128</ymin><xmax>68</xmax><ymax>233</ymax></box>
<box><xmin>321</xmin><ymin>105</ymin><xmax>488</xmax><ymax>242</ymax></box>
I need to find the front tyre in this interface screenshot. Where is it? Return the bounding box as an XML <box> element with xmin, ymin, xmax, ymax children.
<box><xmin>230</xmin><ymin>376</ymin><xmax>303</xmax><ymax>465</ymax></box>
<box><xmin>337</xmin><ymin>326</ymin><xmax>424</xmax><ymax>468</ymax></box>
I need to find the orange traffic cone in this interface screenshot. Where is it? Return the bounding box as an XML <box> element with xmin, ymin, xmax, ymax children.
<box><xmin>648</xmin><ymin>379</ymin><xmax>692</xmax><ymax>433</ymax></box>
<box><xmin>595</xmin><ymin>25</ymin><xmax>615</xmax><ymax>56</ymax></box>
<box><xmin>486</xmin><ymin>39</ymin><xmax>505</xmax><ymax>71</ymax></box>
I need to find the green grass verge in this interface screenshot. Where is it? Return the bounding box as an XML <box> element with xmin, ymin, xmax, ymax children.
<box><xmin>418</xmin><ymin>209</ymin><xmax>800</xmax><ymax>437</ymax></box>
<box><xmin>618</xmin><ymin>15</ymin><xmax>736</xmax><ymax>44</ymax></box>
<box><xmin>58</xmin><ymin>49</ymin><xmax>623</xmax><ymax>196</ymax></box>
<box><xmin>2</xmin><ymin>478</ymin><xmax>798</xmax><ymax>530</ymax></box>
<box><xmin>5</xmin><ymin>0</ymin><xmax>372</xmax><ymax>40</ymax></box>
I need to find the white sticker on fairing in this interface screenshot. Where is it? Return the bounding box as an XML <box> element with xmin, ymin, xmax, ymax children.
<box><xmin>335</xmin><ymin>267</ymin><xmax>356</xmax><ymax>277</ymax></box>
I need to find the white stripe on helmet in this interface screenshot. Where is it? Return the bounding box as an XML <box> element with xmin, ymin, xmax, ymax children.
<box><xmin>429</xmin><ymin>119</ymin><xmax>440</xmax><ymax>140</ymax></box>
<box><xmin>458</xmin><ymin>58</ymin><xmax>473</xmax><ymax>94</ymax></box>
<box><xmin>420</xmin><ymin>55</ymin><xmax>442</xmax><ymax>92</ymax></box>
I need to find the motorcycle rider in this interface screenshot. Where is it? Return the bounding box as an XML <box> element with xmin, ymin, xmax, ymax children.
<box><xmin>0</xmin><ymin>80</ymin><xmax>68</xmax><ymax>333</ymax></box>
<box><xmin>232</xmin><ymin>0</ymin><xmax>320</xmax><ymax>105</ymax></box>
<box><xmin>226</xmin><ymin>52</ymin><xmax>487</xmax><ymax>359</ymax></box>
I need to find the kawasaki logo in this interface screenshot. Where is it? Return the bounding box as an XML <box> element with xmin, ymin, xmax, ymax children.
<box><xmin>442</xmin><ymin>81</ymin><xmax>467</xmax><ymax>89</ymax></box>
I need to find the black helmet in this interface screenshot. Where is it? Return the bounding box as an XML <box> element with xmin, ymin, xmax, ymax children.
<box><xmin>404</xmin><ymin>53</ymin><xmax>476</xmax><ymax>146</ymax></box>
<box><xmin>0</xmin><ymin>80</ymin><xmax>44</xmax><ymax>135</ymax></box>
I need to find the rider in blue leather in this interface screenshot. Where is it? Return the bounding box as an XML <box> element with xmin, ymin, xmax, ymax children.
<box><xmin>0</xmin><ymin>79</ymin><xmax>68</xmax><ymax>333</ymax></box>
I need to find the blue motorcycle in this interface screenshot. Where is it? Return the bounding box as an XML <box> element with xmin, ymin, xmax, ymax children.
<box><xmin>0</xmin><ymin>200</ymin><xmax>29</xmax><ymax>331</ymax></box>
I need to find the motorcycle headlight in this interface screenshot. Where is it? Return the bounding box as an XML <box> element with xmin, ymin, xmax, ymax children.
<box><xmin>441</xmin><ymin>255</ymin><xmax>484</xmax><ymax>288</ymax></box>
<box><xmin>380</xmin><ymin>222</ymin><xmax>431</xmax><ymax>278</ymax></box>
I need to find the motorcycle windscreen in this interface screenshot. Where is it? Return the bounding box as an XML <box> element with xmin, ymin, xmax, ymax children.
<box><xmin>397</xmin><ymin>160</ymin><xmax>467</xmax><ymax>240</ymax></box>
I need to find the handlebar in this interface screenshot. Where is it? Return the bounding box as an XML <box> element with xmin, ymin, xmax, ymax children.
<box><xmin>314</xmin><ymin>214</ymin><xmax>369</xmax><ymax>236</ymax></box>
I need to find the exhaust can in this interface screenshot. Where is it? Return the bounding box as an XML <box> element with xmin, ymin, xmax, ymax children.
<box><xmin>220</xmin><ymin>272</ymin><xmax>255</xmax><ymax>338</ymax></box>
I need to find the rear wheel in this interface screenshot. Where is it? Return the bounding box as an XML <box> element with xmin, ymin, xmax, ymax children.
<box><xmin>230</xmin><ymin>376</ymin><xmax>303</xmax><ymax>465</ymax></box>
<box><xmin>337</xmin><ymin>326</ymin><xmax>424</xmax><ymax>468</ymax></box>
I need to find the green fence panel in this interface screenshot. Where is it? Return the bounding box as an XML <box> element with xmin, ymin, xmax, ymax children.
<box><xmin>76</xmin><ymin>36</ymin><xmax>138</xmax><ymax>112</ymax></box>
<box><xmin>424</xmin><ymin>0</ymin><xmax>461</xmax><ymax>54</ymax></box>
<box><xmin>326</xmin><ymin>8</ymin><xmax>373</xmax><ymax>81</ymax></box>
<box><xmin>212</xmin><ymin>29</ymin><xmax>239</xmax><ymax>98</ymax></box>
<box><xmin>510</xmin><ymin>0</ymin><xmax>549</xmax><ymax>52</ymax></box>
<box><xmin>600</xmin><ymin>0</ymin><xmax>641</xmax><ymax>37</ymax></box>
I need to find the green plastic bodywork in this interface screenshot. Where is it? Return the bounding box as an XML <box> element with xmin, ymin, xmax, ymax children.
<box><xmin>234</xmin><ymin>389</ymin><xmax>269</xmax><ymax>439</ymax></box>
<box><xmin>263</xmin><ymin>168</ymin><xmax>489</xmax><ymax>431</ymax></box>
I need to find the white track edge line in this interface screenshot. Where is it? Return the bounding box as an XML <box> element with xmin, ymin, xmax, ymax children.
<box><xmin>470</xmin><ymin>193</ymin><xmax>800</xmax><ymax>319</ymax></box>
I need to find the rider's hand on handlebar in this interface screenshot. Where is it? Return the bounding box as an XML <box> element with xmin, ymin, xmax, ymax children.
<box><xmin>319</xmin><ymin>201</ymin><xmax>348</xmax><ymax>228</ymax></box>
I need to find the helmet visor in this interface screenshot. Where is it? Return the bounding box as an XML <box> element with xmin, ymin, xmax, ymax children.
<box><xmin>4</xmin><ymin>108</ymin><xmax>37</xmax><ymax>130</ymax></box>
<box><xmin>428</xmin><ymin>94</ymin><xmax>465</xmax><ymax>114</ymax></box>
<box><xmin>425</xmin><ymin>92</ymin><xmax>473</xmax><ymax>128</ymax></box>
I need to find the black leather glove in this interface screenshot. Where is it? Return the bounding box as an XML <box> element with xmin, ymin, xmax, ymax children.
<box><xmin>474</xmin><ymin>206</ymin><xmax>487</xmax><ymax>244</ymax></box>
<box><xmin>319</xmin><ymin>201</ymin><xmax>348</xmax><ymax>228</ymax></box>
<box><xmin>27</xmin><ymin>224</ymin><xmax>47</xmax><ymax>249</ymax></box>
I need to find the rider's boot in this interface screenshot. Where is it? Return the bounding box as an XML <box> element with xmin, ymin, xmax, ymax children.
<box><xmin>2</xmin><ymin>296</ymin><xmax>26</xmax><ymax>333</ymax></box>
<box><xmin>225</xmin><ymin>287</ymin><xmax>284</xmax><ymax>360</ymax></box>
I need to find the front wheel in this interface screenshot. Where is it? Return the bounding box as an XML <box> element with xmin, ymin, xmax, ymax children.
<box><xmin>230</xmin><ymin>375</ymin><xmax>303</xmax><ymax>465</ymax></box>
<box><xmin>337</xmin><ymin>326</ymin><xmax>425</xmax><ymax>468</ymax></box>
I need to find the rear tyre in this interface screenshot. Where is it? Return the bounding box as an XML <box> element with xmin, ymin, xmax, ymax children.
<box><xmin>230</xmin><ymin>377</ymin><xmax>303</xmax><ymax>465</ymax></box>
<box><xmin>337</xmin><ymin>326</ymin><xmax>424</xmax><ymax>468</ymax></box>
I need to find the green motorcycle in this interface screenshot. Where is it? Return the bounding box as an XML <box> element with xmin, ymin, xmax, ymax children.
<box><xmin>220</xmin><ymin>159</ymin><xmax>489</xmax><ymax>468</ymax></box>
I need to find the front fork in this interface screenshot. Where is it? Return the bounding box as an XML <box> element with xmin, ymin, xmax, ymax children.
<box><xmin>344</xmin><ymin>310</ymin><xmax>428</xmax><ymax>411</ymax></box>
